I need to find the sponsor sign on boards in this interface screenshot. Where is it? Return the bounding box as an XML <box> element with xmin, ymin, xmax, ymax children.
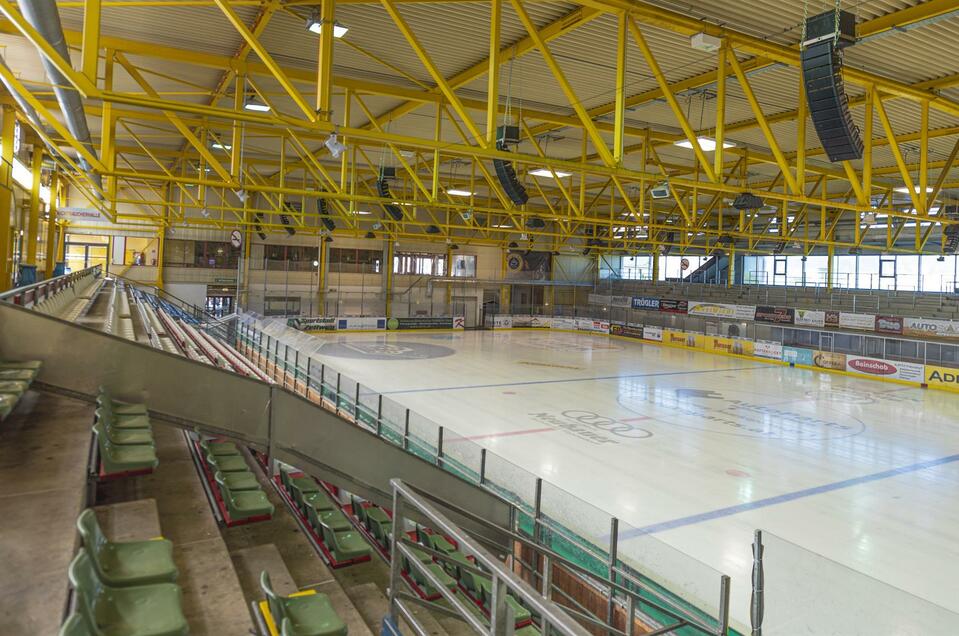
<box><xmin>754</xmin><ymin>306</ymin><xmax>795</xmax><ymax>324</ymax></box>
<box><xmin>388</xmin><ymin>317</ymin><xmax>455</xmax><ymax>330</ymax></box>
<box><xmin>587</xmin><ymin>293</ymin><xmax>612</xmax><ymax>306</ymax></box>
<box><xmin>530</xmin><ymin>315</ymin><xmax>552</xmax><ymax>328</ymax></box>
<box><xmin>611</xmin><ymin>296</ymin><xmax>633</xmax><ymax>308</ymax></box>
<box><xmin>925</xmin><ymin>365</ymin><xmax>959</xmax><ymax>391</ymax></box>
<box><xmin>453</xmin><ymin>316</ymin><xmax>465</xmax><ymax>329</ymax></box>
<box><xmin>687</xmin><ymin>301</ymin><xmax>757</xmax><ymax>321</ymax></box>
<box><xmin>574</xmin><ymin>318</ymin><xmax>610</xmax><ymax>333</ymax></box>
<box><xmin>610</xmin><ymin>323</ymin><xmax>644</xmax><ymax>339</ymax></box>
<box><xmin>511</xmin><ymin>315</ymin><xmax>534</xmax><ymax>327</ymax></box>
<box><xmin>632</xmin><ymin>296</ymin><xmax>661</xmax><ymax>310</ymax></box>
<box><xmin>659</xmin><ymin>299</ymin><xmax>688</xmax><ymax>314</ymax></box>
<box><xmin>839</xmin><ymin>312</ymin><xmax>876</xmax><ymax>331</ymax></box>
<box><xmin>551</xmin><ymin>317</ymin><xmax>576</xmax><ymax>330</ymax></box>
<box><xmin>754</xmin><ymin>341</ymin><xmax>783</xmax><ymax>360</ymax></box>
<box><xmin>337</xmin><ymin>317</ymin><xmax>386</xmax><ymax>330</ymax></box>
<box><xmin>903</xmin><ymin>317</ymin><xmax>959</xmax><ymax>339</ymax></box>
<box><xmin>813</xmin><ymin>350</ymin><xmax>847</xmax><ymax>370</ymax></box>
<box><xmin>492</xmin><ymin>315</ymin><xmax>513</xmax><ymax>329</ymax></box>
<box><xmin>287</xmin><ymin>316</ymin><xmax>335</xmax><ymax>331</ymax></box>
<box><xmin>874</xmin><ymin>315</ymin><xmax>903</xmax><ymax>335</ymax></box>
<box><xmin>845</xmin><ymin>356</ymin><xmax>924</xmax><ymax>382</ymax></box>
<box><xmin>705</xmin><ymin>336</ymin><xmax>752</xmax><ymax>356</ymax></box>
<box><xmin>794</xmin><ymin>309</ymin><xmax>825</xmax><ymax>327</ymax></box>
<box><xmin>642</xmin><ymin>326</ymin><xmax>663</xmax><ymax>341</ymax></box>
<box><xmin>782</xmin><ymin>346</ymin><xmax>814</xmax><ymax>366</ymax></box>
<box><xmin>824</xmin><ymin>310</ymin><xmax>840</xmax><ymax>328</ymax></box>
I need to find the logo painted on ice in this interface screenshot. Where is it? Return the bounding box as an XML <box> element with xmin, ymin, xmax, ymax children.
<box><xmin>848</xmin><ymin>358</ymin><xmax>897</xmax><ymax>375</ymax></box>
<box><xmin>528</xmin><ymin>410</ymin><xmax>653</xmax><ymax>445</ymax></box>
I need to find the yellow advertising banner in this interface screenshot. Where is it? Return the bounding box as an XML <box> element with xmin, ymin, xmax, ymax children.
<box><xmin>704</xmin><ymin>336</ymin><xmax>755</xmax><ymax>357</ymax></box>
<box><xmin>663</xmin><ymin>330</ymin><xmax>704</xmax><ymax>349</ymax></box>
<box><xmin>812</xmin><ymin>350</ymin><xmax>847</xmax><ymax>371</ymax></box>
<box><xmin>924</xmin><ymin>365</ymin><xmax>959</xmax><ymax>392</ymax></box>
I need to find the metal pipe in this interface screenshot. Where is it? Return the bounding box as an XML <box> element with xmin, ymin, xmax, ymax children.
<box><xmin>15</xmin><ymin>0</ymin><xmax>103</xmax><ymax>194</ymax></box>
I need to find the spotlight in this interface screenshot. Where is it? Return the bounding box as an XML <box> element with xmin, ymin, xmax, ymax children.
<box><xmin>508</xmin><ymin>241</ymin><xmax>518</xmax><ymax>249</ymax></box>
<box><xmin>201</xmin><ymin>208</ymin><xmax>210</xmax><ymax>218</ymax></box>
<box><xmin>324</xmin><ymin>236</ymin><xmax>333</xmax><ymax>243</ymax></box>
<box><xmin>312</xmin><ymin>260</ymin><xmax>320</xmax><ymax>267</ymax></box>
<box><xmin>306</xmin><ymin>10</ymin><xmax>348</xmax><ymax>37</ymax></box>
<box><xmin>234</xmin><ymin>189</ymin><xmax>248</xmax><ymax>202</ymax></box>
<box><xmin>324</xmin><ymin>133</ymin><xmax>347</xmax><ymax>158</ymax></box>
<box><xmin>365</xmin><ymin>231</ymin><xmax>376</xmax><ymax>239</ymax></box>
<box><xmin>449</xmin><ymin>244</ymin><xmax>459</xmax><ymax>250</ymax></box>
<box><xmin>243</xmin><ymin>91</ymin><xmax>270</xmax><ymax>112</ymax></box>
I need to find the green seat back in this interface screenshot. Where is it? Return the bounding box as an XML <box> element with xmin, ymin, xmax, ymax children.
<box><xmin>279</xmin><ymin>618</ymin><xmax>295</xmax><ymax>636</ymax></box>
<box><xmin>260</xmin><ymin>571</ymin><xmax>286</xmax><ymax>626</ymax></box>
<box><xmin>59</xmin><ymin>612</ymin><xmax>96</xmax><ymax>636</ymax></box>
<box><xmin>76</xmin><ymin>509</ymin><xmax>108</xmax><ymax>555</ymax></box>
<box><xmin>214</xmin><ymin>470</ymin><xmax>231</xmax><ymax>497</ymax></box>
<box><xmin>68</xmin><ymin>551</ymin><xmax>103</xmax><ymax>618</ymax></box>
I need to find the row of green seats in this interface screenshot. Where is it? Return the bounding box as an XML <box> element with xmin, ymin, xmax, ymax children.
<box><xmin>351</xmin><ymin>497</ymin><xmax>392</xmax><ymax>552</ymax></box>
<box><xmin>415</xmin><ymin>527</ymin><xmax>533</xmax><ymax>628</ymax></box>
<box><xmin>278</xmin><ymin>466</ymin><xmax>370</xmax><ymax>563</ymax></box>
<box><xmin>60</xmin><ymin>509</ymin><xmax>188</xmax><ymax>635</ymax></box>
<box><xmin>260</xmin><ymin>571</ymin><xmax>346</xmax><ymax>636</ymax></box>
<box><xmin>200</xmin><ymin>432</ymin><xmax>274</xmax><ymax>522</ymax></box>
<box><xmin>94</xmin><ymin>388</ymin><xmax>159</xmax><ymax>475</ymax></box>
<box><xmin>0</xmin><ymin>359</ymin><xmax>42</xmax><ymax>420</ymax></box>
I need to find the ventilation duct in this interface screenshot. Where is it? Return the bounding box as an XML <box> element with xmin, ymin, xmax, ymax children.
<box><xmin>15</xmin><ymin>0</ymin><xmax>102</xmax><ymax>194</ymax></box>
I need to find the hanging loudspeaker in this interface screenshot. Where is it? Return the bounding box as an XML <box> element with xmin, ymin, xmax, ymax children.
<box><xmin>801</xmin><ymin>34</ymin><xmax>862</xmax><ymax>162</ymax></box>
<box><xmin>377</xmin><ymin>179</ymin><xmax>404</xmax><ymax>221</ymax></box>
<box><xmin>493</xmin><ymin>142</ymin><xmax>529</xmax><ymax>205</ymax></box>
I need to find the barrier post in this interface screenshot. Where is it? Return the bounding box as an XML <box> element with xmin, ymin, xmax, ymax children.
<box><xmin>354</xmin><ymin>382</ymin><xmax>360</xmax><ymax>420</ymax></box>
<box><xmin>479</xmin><ymin>448</ymin><xmax>487</xmax><ymax>484</ymax></box>
<box><xmin>376</xmin><ymin>395</ymin><xmax>383</xmax><ymax>436</ymax></box>
<box><xmin>608</xmin><ymin>517</ymin><xmax>619</xmax><ymax>631</ymax></box>
<box><xmin>403</xmin><ymin>409</ymin><xmax>410</xmax><ymax>450</ymax></box>
<box><xmin>436</xmin><ymin>426</ymin><xmax>444</xmax><ymax>467</ymax></box>
<box><xmin>750</xmin><ymin>531</ymin><xmax>764</xmax><ymax>636</ymax></box>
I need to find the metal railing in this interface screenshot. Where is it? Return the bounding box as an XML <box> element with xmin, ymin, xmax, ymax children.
<box><xmin>388</xmin><ymin>479</ymin><xmax>592</xmax><ymax>636</ymax></box>
<box><xmin>0</xmin><ymin>264</ymin><xmax>102</xmax><ymax>306</ymax></box>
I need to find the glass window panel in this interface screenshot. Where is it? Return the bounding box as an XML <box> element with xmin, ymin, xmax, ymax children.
<box><xmin>858</xmin><ymin>255</ymin><xmax>880</xmax><ymax>290</ymax></box>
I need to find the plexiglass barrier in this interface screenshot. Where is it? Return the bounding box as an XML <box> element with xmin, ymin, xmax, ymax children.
<box><xmin>231</xmin><ymin>313</ymin><xmax>734</xmax><ymax>635</ymax></box>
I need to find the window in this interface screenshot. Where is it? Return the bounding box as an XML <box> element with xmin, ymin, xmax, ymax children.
<box><xmin>264</xmin><ymin>296</ymin><xmax>301</xmax><ymax>316</ymax></box>
<box><xmin>621</xmin><ymin>255</ymin><xmax>652</xmax><ymax>280</ymax></box>
<box><xmin>262</xmin><ymin>245</ymin><xmax>319</xmax><ymax>271</ymax></box>
<box><xmin>921</xmin><ymin>254</ymin><xmax>956</xmax><ymax>292</ymax></box>
<box><xmin>193</xmin><ymin>241</ymin><xmax>238</xmax><ymax>269</ymax></box>
<box><xmin>393</xmin><ymin>252</ymin><xmax>446</xmax><ymax>276</ymax></box>
<box><xmin>449</xmin><ymin>254</ymin><xmax>476</xmax><ymax>277</ymax></box>
<box><xmin>858</xmin><ymin>255</ymin><xmax>880</xmax><ymax>290</ymax></box>
<box><xmin>328</xmin><ymin>248</ymin><xmax>382</xmax><ymax>274</ymax></box>
<box><xmin>834</xmin><ymin>255</ymin><xmax>857</xmax><ymax>289</ymax></box>
<box><xmin>895</xmin><ymin>255</ymin><xmax>919</xmax><ymax>291</ymax></box>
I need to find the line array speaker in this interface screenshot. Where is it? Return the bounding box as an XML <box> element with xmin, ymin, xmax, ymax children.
<box><xmin>493</xmin><ymin>142</ymin><xmax>529</xmax><ymax>205</ymax></box>
<box><xmin>316</xmin><ymin>194</ymin><xmax>335</xmax><ymax>232</ymax></box>
<box><xmin>801</xmin><ymin>40</ymin><xmax>863</xmax><ymax>162</ymax></box>
<box><xmin>377</xmin><ymin>179</ymin><xmax>404</xmax><ymax>221</ymax></box>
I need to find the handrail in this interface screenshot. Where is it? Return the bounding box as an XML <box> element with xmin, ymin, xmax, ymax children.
<box><xmin>112</xmin><ymin>272</ymin><xmax>218</xmax><ymax>322</ymax></box>
<box><xmin>388</xmin><ymin>478</ymin><xmax>593</xmax><ymax>636</ymax></box>
<box><xmin>0</xmin><ymin>264</ymin><xmax>102</xmax><ymax>306</ymax></box>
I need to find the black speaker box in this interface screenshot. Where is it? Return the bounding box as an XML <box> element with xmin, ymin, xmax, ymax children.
<box><xmin>802</xmin><ymin>41</ymin><xmax>863</xmax><ymax>162</ymax></box>
<box><xmin>493</xmin><ymin>142</ymin><xmax>529</xmax><ymax>205</ymax></box>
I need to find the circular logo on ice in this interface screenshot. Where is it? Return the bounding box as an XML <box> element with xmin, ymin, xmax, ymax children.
<box><xmin>320</xmin><ymin>340</ymin><xmax>454</xmax><ymax>360</ymax></box>
<box><xmin>617</xmin><ymin>386</ymin><xmax>865</xmax><ymax>440</ymax></box>
<box><xmin>528</xmin><ymin>409</ymin><xmax>653</xmax><ymax>445</ymax></box>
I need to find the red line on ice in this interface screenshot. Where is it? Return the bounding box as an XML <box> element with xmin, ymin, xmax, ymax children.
<box><xmin>447</xmin><ymin>427</ymin><xmax>557</xmax><ymax>443</ymax></box>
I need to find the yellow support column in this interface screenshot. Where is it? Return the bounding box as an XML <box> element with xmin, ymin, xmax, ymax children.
<box><xmin>315</xmin><ymin>0</ymin><xmax>335</xmax><ymax>119</ymax></box>
<box><xmin>486</xmin><ymin>0</ymin><xmax>501</xmax><ymax>145</ymax></box>
<box><xmin>317</xmin><ymin>237</ymin><xmax>327</xmax><ymax>315</ymax></box>
<box><xmin>651</xmin><ymin>252</ymin><xmax>659</xmax><ymax>281</ymax></box>
<box><xmin>0</xmin><ymin>107</ymin><xmax>15</xmax><ymax>291</ymax></box>
<box><xmin>57</xmin><ymin>220</ymin><xmax>67</xmax><ymax>263</ymax></box>
<box><xmin>26</xmin><ymin>147</ymin><xmax>43</xmax><ymax>265</ymax></box>
<box><xmin>612</xmin><ymin>12</ymin><xmax>627</xmax><ymax>163</ymax></box>
<box><xmin>44</xmin><ymin>173</ymin><xmax>59</xmax><ymax>278</ymax></box>
<box><xmin>727</xmin><ymin>247</ymin><xmax>735</xmax><ymax>288</ymax></box>
<box><xmin>500</xmin><ymin>249</ymin><xmax>510</xmax><ymax>311</ymax></box>
<box><xmin>155</xmin><ymin>228</ymin><xmax>165</xmax><ymax>290</ymax></box>
<box><xmin>826</xmin><ymin>244</ymin><xmax>834</xmax><ymax>290</ymax></box>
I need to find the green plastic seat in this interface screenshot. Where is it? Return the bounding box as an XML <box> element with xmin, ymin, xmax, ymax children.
<box><xmin>0</xmin><ymin>394</ymin><xmax>17</xmax><ymax>419</ymax></box>
<box><xmin>317</xmin><ymin>520</ymin><xmax>370</xmax><ymax>561</ymax></box>
<box><xmin>405</xmin><ymin>546</ymin><xmax>456</xmax><ymax>594</ymax></box>
<box><xmin>69</xmin><ymin>551</ymin><xmax>188</xmax><ymax>636</ymax></box>
<box><xmin>93</xmin><ymin>425</ymin><xmax>158</xmax><ymax>474</ymax></box>
<box><xmin>59</xmin><ymin>612</ymin><xmax>95</xmax><ymax>636</ymax></box>
<box><xmin>96</xmin><ymin>404</ymin><xmax>151</xmax><ymax>430</ymax></box>
<box><xmin>291</xmin><ymin>478</ymin><xmax>321</xmax><ymax>512</ymax></box>
<box><xmin>98</xmin><ymin>387</ymin><xmax>148</xmax><ymax>415</ymax></box>
<box><xmin>351</xmin><ymin>498</ymin><xmax>367</xmax><ymax>525</ymax></box>
<box><xmin>206</xmin><ymin>453</ymin><xmax>248</xmax><ymax>473</ymax></box>
<box><xmin>100</xmin><ymin>421</ymin><xmax>155</xmax><ymax>447</ymax></box>
<box><xmin>418</xmin><ymin>527</ymin><xmax>456</xmax><ymax>554</ymax></box>
<box><xmin>0</xmin><ymin>380</ymin><xmax>29</xmax><ymax>396</ymax></box>
<box><xmin>261</xmin><ymin>571</ymin><xmax>346</xmax><ymax>636</ymax></box>
<box><xmin>199</xmin><ymin>437</ymin><xmax>239</xmax><ymax>457</ymax></box>
<box><xmin>215</xmin><ymin>471</ymin><xmax>274</xmax><ymax>520</ymax></box>
<box><xmin>0</xmin><ymin>368</ymin><xmax>35</xmax><ymax>382</ymax></box>
<box><xmin>0</xmin><ymin>359</ymin><xmax>42</xmax><ymax>371</ymax></box>
<box><xmin>514</xmin><ymin>625</ymin><xmax>541</xmax><ymax>636</ymax></box>
<box><xmin>217</xmin><ymin>470</ymin><xmax>260</xmax><ymax>491</ymax></box>
<box><xmin>306</xmin><ymin>506</ymin><xmax>351</xmax><ymax>533</ymax></box>
<box><xmin>77</xmin><ymin>509</ymin><xmax>177</xmax><ymax>587</ymax></box>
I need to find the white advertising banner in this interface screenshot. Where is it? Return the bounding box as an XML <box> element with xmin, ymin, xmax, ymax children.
<box><xmin>611</xmin><ymin>295</ymin><xmax>633</xmax><ymax>308</ymax></box>
<box><xmin>453</xmin><ymin>316</ymin><xmax>465</xmax><ymax>329</ymax></box>
<box><xmin>794</xmin><ymin>309</ymin><xmax>825</xmax><ymax>327</ymax></box>
<box><xmin>574</xmin><ymin>318</ymin><xmax>610</xmax><ymax>333</ymax></box>
<box><xmin>336</xmin><ymin>316</ymin><xmax>386</xmax><ymax>330</ymax></box>
<box><xmin>839</xmin><ymin>312</ymin><xmax>876</xmax><ymax>331</ymax></box>
<box><xmin>845</xmin><ymin>356</ymin><xmax>924</xmax><ymax>382</ymax></box>
<box><xmin>753</xmin><ymin>340</ymin><xmax>784</xmax><ymax>360</ymax></box>
<box><xmin>902</xmin><ymin>317</ymin><xmax>959</xmax><ymax>339</ymax></box>
<box><xmin>642</xmin><ymin>326</ymin><xmax>663</xmax><ymax>341</ymax></box>
<box><xmin>588</xmin><ymin>293</ymin><xmax>612</xmax><ymax>305</ymax></box>
<box><xmin>493</xmin><ymin>315</ymin><xmax>513</xmax><ymax>329</ymax></box>
<box><xmin>530</xmin><ymin>315</ymin><xmax>552</xmax><ymax>328</ymax></box>
<box><xmin>551</xmin><ymin>317</ymin><xmax>576</xmax><ymax>330</ymax></box>
<box><xmin>687</xmin><ymin>301</ymin><xmax>756</xmax><ymax>321</ymax></box>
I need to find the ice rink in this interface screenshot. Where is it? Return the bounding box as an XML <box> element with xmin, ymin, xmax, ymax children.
<box><xmin>308</xmin><ymin>328</ymin><xmax>959</xmax><ymax>630</ymax></box>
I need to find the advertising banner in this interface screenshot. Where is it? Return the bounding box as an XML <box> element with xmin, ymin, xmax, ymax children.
<box><xmin>845</xmin><ymin>356</ymin><xmax>924</xmax><ymax>382</ymax></box>
<box><xmin>903</xmin><ymin>317</ymin><xmax>959</xmax><ymax>339</ymax></box>
<box><xmin>642</xmin><ymin>326</ymin><xmax>663</xmax><ymax>341</ymax></box>
<box><xmin>588</xmin><ymin>293</ymin><xmax>612</xmax><ymax>306</ymax></box>
<box><xmin>611</xmin><ymin>296</ymin><xmax>633</xmax><ymax>308</ymax></box>
<box><xmin>687</xmin><ymin>301</ymin><xmax>756</xmax><ymax>321</ymax></box>
<box><xmin>511</xmin><ymin>315</ymin><xmax>533</xmax><ymax>327</ymax></box>
<box><xmin>704</xmin><ymin>336</ymin><xmax>753</xmax><ymax>356</ymax></box>
<box><xmin>529</xmin><ymin>316</ymin><xmax>552</xmax><ymax>328</ymax></box>
<box><xmin>659</xmin><ymin>299</ymin><xmax>688</xmax><ymax>314</ymax></box>
<box><xmin>610</xmin><ymin>323</ymin><xmax>644</xmax><ymax>339</ymax></box>
<box><xmin>492</xmin><ymin>315</ymin><xmax>513</xmax><ymax>329</ymax></box>
<box><xmin>794</xmin><ymin>309</ymin><xmax>825</xmax><ymax>328</ymax></box>
<box><xmin>839</xmin><ymin>312</ymin><xmax>876</xmax><ymax>331</ymax></box>
<box><xmin>924</xmin><ymin>365</ymin><xmax>959</xmax><ymax>391</ymax></box>
<box><xmin>813</xmin><ymin>350</ymin><xmax>847</xmax><ymax>370</ymax></box>
<box><xmin>551</xmin><ymin>317</ymin><xmax>575</xmax><ymax>330</ymax></box>
<box><xmin>663</xmin><ymin>329</ymin><xmax>702</xmax><ymax>348</ymax></box>
<box><xmin>389</xmin><ymin>317</ymin><xmax>454</xmax><ymax>330</ymax></box>
<box><xmin>754</xmin><ymin>306</ymin><xmax>795</xmax><ymax>325</ymax></box>
<box><xmin>632</xmin><ymin>296</ymin><xmax>661</xmax><ymax>311</ymax></box>
<box><xmin>574</xmin><ymin>318</ymin><xmax>610</xmax><ymax>333</ymax></box>
<box><xmin>287</xmin><ymin>316</ymin><xmax>335</xmax><ymax>331</ymax></box>
<box><xmin>874</xmin><ymin>315</ymin><xmax>903</xmax><ymax>335</ymax></box>
<box><xmin>505</xmin><ymin>251</ymin><xmax>551</xmax><ymax>280</ymax></box>
<box><xmin>453</xmin><ymin>316</ymin><xmax>465</xmax><ymax>329</ymax></box>
<box><xmin>782</xmin><ymin>346</ymin><xmax>814</xmax><ymax>366</ymax></box>
<box><xmin>337</xmin><ymin>316</ymin><xmax>386</xmax><ymax>331</ymax></box>
<box><xmin>754</xmin><ymin>341</ymin><xmax>783</xmax><ymax>360</ymax></box>
<box><xmin>824</xmin><ymin>310</ymin><xmax>840</xmax><ymax>328</ymax></box>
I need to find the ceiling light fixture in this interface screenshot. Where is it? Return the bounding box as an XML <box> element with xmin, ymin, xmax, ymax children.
<box><xmin>446</xmin><ymin>189</ymin><xmax>473</xmax><ymax>197</ymax></box>
<box><xmin>243</xmin><ymin>91</ymin><xmax>270</xmax><ymax>112</ymax></box>
<box><xmin>673</xmin><ymin>136</ymin><xmax>735</xmax><ymax>151</ymax></box>
<box><xmin>211</xmin><ymin>142</ymin><xmax>231</xmax><ymax>151</ymax></box>
<box><xmin>894</xmin><ymin>185</ymin><xmax>934</xmax><ymax>194</ymax></box>
<box><xmin>529</xmin><ymin>168</ymin><xmax>572</xmax><ymax>178</ymax></box>
<box><xmin>307</xmin><ymin>10</ymin><xmax>348</xmax><ymax>37</ymax></box>
<box><xmin>324</xmin><ymin>132</ymin><xmax>347</xmax><ymax>158</ymax></box>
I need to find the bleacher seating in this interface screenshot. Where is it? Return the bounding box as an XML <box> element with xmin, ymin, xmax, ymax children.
<box><xmin>76</xmin><ymin>509</ymin><xmax>178</xmax><ymax>587</ymax></box>
<box><xmin>259</xmin><ymin>571</ymin><xmax>347</xmax><ymax>636</ymax></box>
<box><xmin>0</xmin><ymin>359</ymin><xmax>41</xmax><ymax>419</ymax></box>
<box><xmin>93</xmin><ymin>388</ymin><xmax>159</xmax><ymax>478</ymax></box>
<box><xmin>192</xmin><ymin>428</ymin><xmax>274</xmax><ymax>525</ymax></box>
<box><xmin>34</xmin><ymin>271</ymin><xmax>103</xmax><ymax>322</ymax></box>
